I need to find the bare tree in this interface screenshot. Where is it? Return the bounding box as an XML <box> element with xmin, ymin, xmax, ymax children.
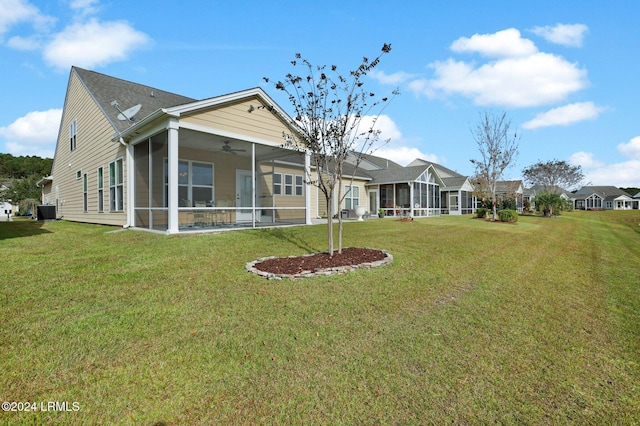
<box><xmin>522</xmin><ymin>159</ymin><xmax>584</xmax><ymax>193</ymax></box>
<box><xmin>470</xmin><ymin>112</ymin><xmax>520</xmax><ymax>220</ymax></box>
<box><xmin>265</xmin><ymin>44</ymin><xmax>398</xmax><ymax>255</ymax></box>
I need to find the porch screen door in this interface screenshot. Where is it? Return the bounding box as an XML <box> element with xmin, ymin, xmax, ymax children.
<box><xmin>236</xmin><ymin>170</ymin><xmax>253</xmax><ymax>222</ymax></box>
<box><xmin>369</xmin><ymin>190</ymin><xmax>378</xmax><ymax>214</ymax></box>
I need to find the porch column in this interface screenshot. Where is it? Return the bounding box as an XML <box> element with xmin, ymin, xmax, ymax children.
<box><xmin>409</xmin><ymin>182</ymin><xmax>414</xmax><ymax>217</ymax></box>
<box><xmin>251</xmin><ymin>143</ymin><xmax>256</xmax><ymax>228</ymax></box>
<box><xmin>167</xmin><ymin>119</ymin><xmax>179</xmax><ymax>234</ymax></box>
<box><xmin>125</xmin><ymin>141</ymin><xmax>135</xmax><ymax>228</ymax></box>
<box><xmin>305</xmin><ymin>151</ymin><xmax>312</xmax><ymax>224</ymax></box>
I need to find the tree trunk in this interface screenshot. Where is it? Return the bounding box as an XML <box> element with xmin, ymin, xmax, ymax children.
<box><xmin>337</xmin><ymin>178</ymin><xmax>343</xmax><ymax>255</ymax></box>
<box><xmin>492</xmin><ymin>198</ymin><xmax>498</xmax><ymax>220</ymax></box>
<box><xmin>326</xmin><ymin>195</ymin><xmax>334</xmax><ymax>256</ymax></box>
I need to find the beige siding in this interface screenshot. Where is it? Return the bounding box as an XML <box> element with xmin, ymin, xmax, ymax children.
<box><xmin>51</xmin><ymin>72</ymin><xmax>127</xmax><ymax>226</ymax></box>
<box><xmin>182</xmin><ymin>97</ymin><xmax>298</xmax><ymax>146</ymax></box>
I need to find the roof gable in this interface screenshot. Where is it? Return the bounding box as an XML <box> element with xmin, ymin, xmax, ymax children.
<box><xmin>73</xmin><ymin>67</ymin><xmax>196</xmax><ymax>134</ymax></box>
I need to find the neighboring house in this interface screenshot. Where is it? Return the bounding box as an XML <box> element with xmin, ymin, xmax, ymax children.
<box><xmin>409</xmin><ymin>159</ymin><xmax>476</xmax><ymax>215</ymax></box>
<box><xmin>523</xmin><ymin>185</ymin><xmax>572</xmax><ymax>211</ymax></box>
<box><xmin>44</xmin><ymin>67</ymin><xmax>481</xmax><ymax>233</ymax></box>
<box><xmin>495</xmin><ymin>180</ymin><xmax>524</xmax><ymax>212</ymax></box>
<box><xmin>572</xmin><ymin>186</ymin><xmax>638</xmax><ymax>210</ymax></box>
<box><xmin>1</xmin><ymin>200</ymin><xmax>16</xmax><ymax>219</ymax></box>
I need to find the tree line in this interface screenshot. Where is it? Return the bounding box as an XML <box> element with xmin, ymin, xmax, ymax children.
<box><xmin>0</xmin><ymin>153</ymin><xmax>52</xmax><ymax>179</ymax></box>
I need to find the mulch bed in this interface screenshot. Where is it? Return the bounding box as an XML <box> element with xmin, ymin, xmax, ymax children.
<box><xmin>253</xmin><ymin>247</ymin><xmax>388</xmax><ymax>276</ymax></box>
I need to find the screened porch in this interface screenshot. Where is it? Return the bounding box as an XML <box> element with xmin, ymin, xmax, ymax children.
<box><xmin>131</xmin><ymin>128</ymin><xmax>309</xmax><ymax>233</ymax></box>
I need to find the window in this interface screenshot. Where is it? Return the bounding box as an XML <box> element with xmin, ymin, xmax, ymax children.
<box><xmin>83</xmin><ymin>173</ymin><xmax>88</xmax><ymax>212</ymax></box>
<box><xmin>295</xmin><ymin>175</ymin><xmax>303</xmax><ymax>196</ymax></box>
<box><xmin>284</xmin><ymin>174</ymin><xmax>293</xmax><ymax>196</ymax></box>
<box><xmin>69</xmin><ymin>120</ymin><xmax>77</xmax><ymax>151</ymax></box>
<box><xmin>273</xmin><ymin>173</ymin><xmax>282</xmax><ymax>195</ymax></box>
<box><xmin>97</xmin><ymin>167</ymin><xmax>104</xmax><ymax>212</ymax></box>
<box><xmin>165</xmin><ymin>159</ymin><xmax>214</xmax><ymax>206</ymax></box>
<box><xmin>76</xmin><ymin>170</ymin><xmax>82</xmax><ymax>180</ymax></box>
<box><xmin>345</xmin><ymin>185</ymin><xmax>360</xmax><ymax>209</ymax></box>
<box><xmin>109</xmin><ymin>159</ymin><xmax>124</xmax><ymax>211</ymax></box>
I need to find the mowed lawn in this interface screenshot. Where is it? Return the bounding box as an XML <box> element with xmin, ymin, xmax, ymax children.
<box><xmin>1</xmin><ymin>211</ymin><xmax>639</xmax><ymax>425</ymax></box>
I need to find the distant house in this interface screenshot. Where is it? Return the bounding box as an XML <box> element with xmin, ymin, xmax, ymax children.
<box><xmin>43</xmin><ymin>67</ymin><xmax>481</xmax><ymax>234</ymax></box>
<box><xmin>1</xmin><ymin>200</ymin><xmax>16</xmax><ymax>219</ymax></box>
<box><xmin>523</xmin><ymin>185</ymin><xmax>572</xmax><ymax>211</ymax></box>
<box><xmin>572</xmin><ymin>186</ymin><xmax>638</xmax><ymax>210</ymax></box>
<box><xmin>496</xmin><ymin>180</ymin><xmax>524</xmax><ymax>212</ymax></box>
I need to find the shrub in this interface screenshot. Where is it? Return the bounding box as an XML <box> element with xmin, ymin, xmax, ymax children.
<box><xmin>476</xmin><ymin>208</ymin><xmax>488</xmax><ymax>219</ymax></box>
<box><xmin>498</xmin><ymin>209</ymin><xmax>518</xmax><ymax>223</ymax></box>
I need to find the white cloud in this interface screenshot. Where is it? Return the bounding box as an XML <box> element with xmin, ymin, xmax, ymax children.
<box><xmin>410</xmin><ymin>29</ymin><xmax>588</xmax><ymax>108</ymax></box>
<box><xmin>569</xmin><ymin>151</ymin><xmax>605</xmax><ymax>169</ymax></box>
<box><xmin>43</xmin><ymin>18</ymin><xmax>150</xmax><ymax>70</ymax></box>
<box><xmin>417</xmin><ymin>53</ymin><xmax>586</xmax><ymax>108</ymax></box>
<box><xmin>0</xmin><ymin>0</ymin><xmax>55</xmax><ymax>37</ymax></box>
<box><xmin>68</xmin><ymin>0</ymin><xmax>101</xmax><ymax>19</ymax></box>
<box><xmin>451</xmin><ymin>28</ymin><xmax>538</xmax><ymax>58</ymax></box>
<box><xmin>375</xmin><ymin>147</ymin><xmax>442</xmax><ymax>167</ymax></box>
<box><xmin>7</xmin><ymin>34</ymin><xmax>41</xmax><ymax>50</ymax></box>
<box><xmin>617</xmin><ymin>136</ymin><xmax>640</xmax><ymax>160</ymax></box>
<box><xmin>530</xmin><ymin>24</ymin><xmax>589</xmax><ymax>47</ymax></box>
<box><xmin>0</xmin><ymin>109</ymin><xmax>62</xmax><ymax>157</ymax></box>
<box><xmin>523</xmin><ymin>102</ymin><xmax>605</xmax><ymax>129</ymax></box>
<box><xmin>351</xmin><ymin>115</ymin><xmax>441</xmax><ymax>166</ymax></box>
<box><xmin>369</xmin><ymin>70</ymin><xmax>415</xmax><ymax>85</ymax></box>
<box><xmin>569</xmin><ymin>150</ymin><xmax>639</xmax><ymax>187</ymax></box>
<box><xmin>580</xmin><ymin>160</ymin><xmax>640</xmax><ymax>187</ymax></box>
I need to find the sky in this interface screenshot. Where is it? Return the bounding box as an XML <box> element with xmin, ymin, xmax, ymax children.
<box><xmin>1</xmin><ymin>0</ymin><xmax>639</xmax><ymax>188</ymax></box>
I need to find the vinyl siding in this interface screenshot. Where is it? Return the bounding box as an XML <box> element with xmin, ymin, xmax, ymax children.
<box><xmin>181</xmin><ymin>97</ymin><xmax>295</xmax><ymax>146</ymax></box>
<box><xmin>51</xmin><ymin>71</ymin><xmax>127</xmax><ymax>226</ymax></box>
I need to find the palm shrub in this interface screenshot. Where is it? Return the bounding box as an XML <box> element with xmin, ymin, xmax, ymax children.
<box><xmin>535</xmin><ymin>191</ymin><xmax>564</xmax><ymax>217</ymax></box>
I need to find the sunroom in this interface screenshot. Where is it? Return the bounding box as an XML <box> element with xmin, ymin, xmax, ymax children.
<box><xmin>368</xmin><ymin>165</ymin><xmax>442</xmax><ymax>217</ymax></box>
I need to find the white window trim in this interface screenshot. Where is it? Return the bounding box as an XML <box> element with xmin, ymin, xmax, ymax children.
<box><xmin>97</xmin><ymin>166</ymin><xmax>104</xmax><ymax>213</ymax></box>
<box><xmin>284</xmin><ymin>173</ymin><xmax>293</xmax><ymax>196</ymax></box>
<box><xmin>273</xmin><ymin>173</ymin><xmax>282</xmax><ymax>196</ymax></box>
<box><xmin>109</xmin><ymin>158</ymin><xmax>124</xmax><ymax>212</ymax></box>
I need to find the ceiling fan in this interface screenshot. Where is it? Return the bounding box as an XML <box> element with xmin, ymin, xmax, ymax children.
<box><xmin>219</xmin><ymin>140</ymin><xmax>246</xmax><ymax>154</ymax></box>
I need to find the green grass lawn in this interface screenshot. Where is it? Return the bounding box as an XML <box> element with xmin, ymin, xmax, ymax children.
<box><xmin>1</xmin><ymin>211</ymin><xmax>639</xmax><ymax>425</ymax></box>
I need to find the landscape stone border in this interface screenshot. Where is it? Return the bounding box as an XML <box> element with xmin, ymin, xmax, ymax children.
<box><xmin>246</xmin><ymin>249</ymin><xmax>393</xmax><ymax>280</ymax></box>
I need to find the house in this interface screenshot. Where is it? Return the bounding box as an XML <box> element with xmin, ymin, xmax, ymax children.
<box><xmin>572</xmin><ymin>186</ymin><xmax>638</xmax><ymax>210</ymax></box>
<box><xmin>42</xmin><ymin>67</ymin><xmax>480</xmax><ymax>234</ymax></box>
<box><xmin>41</xmin><ymin>67</ymin><xmax>311</xmax><ymax>233</ymax></box>
<box><xmin>1</xmin><ymin>200</ymin><xmax>16</xmax><ymax>220</ymax></box>
<box><xmin>523</xmin><ymin>185</ymin><xmax>572</xmax><ymax>212</ymax></box>
<box><xmin>494</xmin><ymin>180</ymin><xmax>524</xmax><ymax>212</ymax></box>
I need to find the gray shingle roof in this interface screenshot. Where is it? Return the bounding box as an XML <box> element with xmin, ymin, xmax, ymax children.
<box><xmin>573</xmin><ymin>186</ymin><xmax>627</xmax><ymax>200</ymax></box>
<box><xmin>365</xmin><ymin>164</ymin><xmax>432</xmax><ymax>184</ymax></box>
<box><xmin>74</xmin><ymin>67</ymin><xmax>196</xmax><ymax>134</ymax></box>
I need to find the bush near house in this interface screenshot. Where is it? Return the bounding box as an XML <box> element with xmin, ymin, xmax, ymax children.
<box><xmin>475</xmin><ymin>207</ymin><xmax>488</xmax><ymax>218</ymax></box>
<box><xmin>498</xmin><ymin>209</ymin><xmax>518</xmax><ymax>222</ymax></box>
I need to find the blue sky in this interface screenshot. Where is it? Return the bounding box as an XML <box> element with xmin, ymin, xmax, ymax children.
<box><xmin>1</xmin><ymin>0</ymin><xmax>639</xmax><ymax>187</ymax></box>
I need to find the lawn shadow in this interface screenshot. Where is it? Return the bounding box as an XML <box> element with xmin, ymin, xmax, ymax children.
<box><xmin>257</xmin><ymin>227</ymin><xmax>321</xmax><ymax>254</ymax></box>
<box><xmin>0</xmin><ymin>219</ymin><xmax>53</xmax><ymax>240</ymax></box>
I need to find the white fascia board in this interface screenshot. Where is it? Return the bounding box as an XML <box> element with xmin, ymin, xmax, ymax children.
<box><xmin>165</xmin><ymin>87</ymin><xmax>293</xmax><ymax>124</ymax></box>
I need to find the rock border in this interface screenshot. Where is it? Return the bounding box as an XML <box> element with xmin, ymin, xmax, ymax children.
<box><xmin>246</xmin><ymin>248</ymin><xmax>393</xmax><ymax>280</ymax></box>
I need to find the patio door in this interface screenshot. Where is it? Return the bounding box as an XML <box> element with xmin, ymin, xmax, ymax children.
<box><xmin>236</xmin><ymin>170</ymin><xmax>253</xmax><ymax>223</ymax></box>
